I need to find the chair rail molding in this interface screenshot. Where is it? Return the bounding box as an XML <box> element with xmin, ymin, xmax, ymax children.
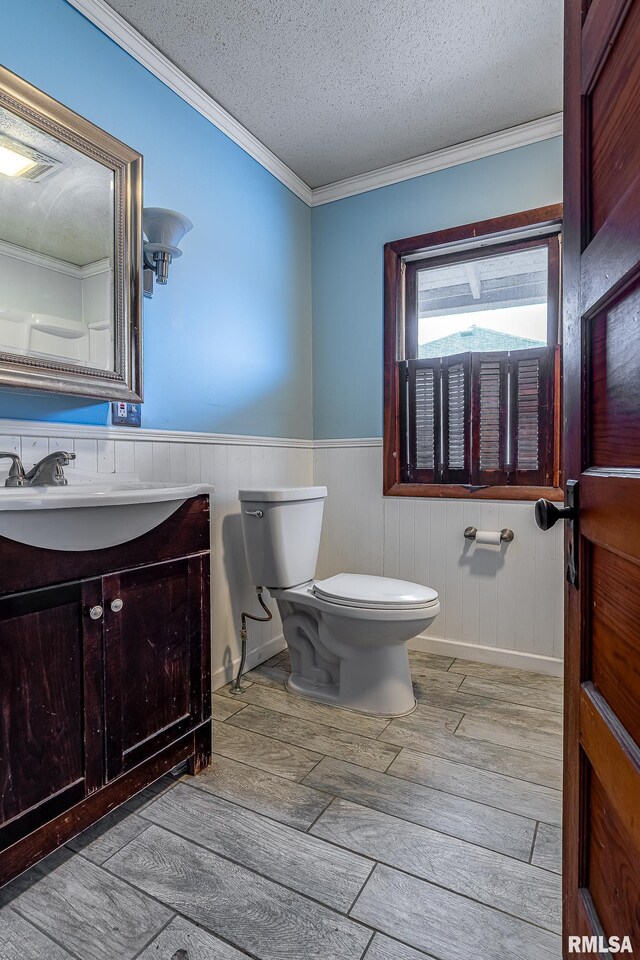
<box><xmin>0</xmin><ymin>418</ymin><xmax>314</xmax><ymax>448</ymax></box>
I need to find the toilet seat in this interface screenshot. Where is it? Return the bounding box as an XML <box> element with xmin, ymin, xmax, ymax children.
<box><xmin>313</xmin><ymin>573</ymin><xmax>439</xmax><ymax>611</ymax></box>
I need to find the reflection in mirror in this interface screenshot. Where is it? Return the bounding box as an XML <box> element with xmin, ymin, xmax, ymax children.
<box><xmin>0</xmin><ymin>65</ymin><xmax>142</xmax><ymax>401</ymax></box>
<box><xmin>0</xmin><ymin>105</ymin><xmax>115</xmax><ymax>371</ymax></box>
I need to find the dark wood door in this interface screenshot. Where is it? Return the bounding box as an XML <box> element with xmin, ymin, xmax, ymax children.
<box><xmin>564</xmin><ymin>0</ymin><xmax>640</xmax><ymax>953</ymax></box>
<box><xmin>103</xmin><ymin>557</ymin><xmax>208</xmax><ymax>780</ymax></box>
<box><xmin>0</xmin><ymin>579</ymin><xmax>103</xmax><ymax>852</ymax></box>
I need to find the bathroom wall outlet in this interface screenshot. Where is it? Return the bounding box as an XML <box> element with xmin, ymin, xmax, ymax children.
<box><xmin>111</xmin><ymin>401</ymin><xmax>141</xmax><ymax>427</ymax></box>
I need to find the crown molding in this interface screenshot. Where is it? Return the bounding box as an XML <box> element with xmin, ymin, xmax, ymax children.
<box><xmin>80</xmin><ymin>258</ymin><xmax>111</xmax><ymax>278</ymax></box>
<box><xmin>310</xmin><ymin>113</ymin><xmax>563</xmax><ymax>206</ymax></box>
<box><xmin>66</xmin><ymin>0</ymin><xmax>562</xmax><ymax>210</ymax></box>
<box><xmin>0</xmin><ymin>238</ymin><xmax>86</xmax><ymax>278</ymax></box>
<box><xmin>65</xmin><ymin>0</ymin><xmax>313</xmax><ymax>205</ymax></box>
<box><xmin>0</xmin><ymin>240</ymin><xmax>110</xmax><ymax>284</ymax></box>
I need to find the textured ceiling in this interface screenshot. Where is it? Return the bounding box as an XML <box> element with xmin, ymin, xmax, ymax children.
<box><xmin>105</xmin><ymin>0</ymin><xmax>563</xmax><ymax>188</ymax></box>
<box><xmin>0</xmin><ymin>106</ymin><xmax>113</xmax><ymax>266</ymax></box>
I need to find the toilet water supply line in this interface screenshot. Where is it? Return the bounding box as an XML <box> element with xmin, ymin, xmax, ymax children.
<box><xmin>230</xmin><ymin>587</ymin><xmax>273</xmax><ymax>694</ymax></box>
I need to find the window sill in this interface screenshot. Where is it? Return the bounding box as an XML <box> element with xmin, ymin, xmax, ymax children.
<box><xmin>384</xmin><ymin>483</ymin><xmax>564</xmax><ymax>502</ymax></box>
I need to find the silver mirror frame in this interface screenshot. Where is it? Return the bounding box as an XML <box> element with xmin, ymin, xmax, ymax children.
<box><xmin>0</xmin><ymin>66</ymin><xmax>143</xmax><ymax>402</ymax></box>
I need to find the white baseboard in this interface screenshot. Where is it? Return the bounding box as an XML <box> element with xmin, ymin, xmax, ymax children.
<box><xmin>214</xmin><ymin>630</ymin><xmax>563</xmax><ymax>692</ymax></box>
<box><xmin>212</xmin><ymin>633</ymin><xmax>287</xmax><ymax>691</ymax></box>
<box><xmin>409</xmin><ymin>634</ymin><xmax>563</xmax><ymax>677</ymax></box>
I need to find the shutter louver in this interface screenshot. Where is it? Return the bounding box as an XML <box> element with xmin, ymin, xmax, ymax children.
<box><xmin>406</xmin><ymin>359</ymin><xmax>441</xmax><ymax>482</ymax></box>
<box><xmin>510</xmin><ymin>347</ymin><xmax>553</xmax><ymax>486</ymax></box>
<box><xmin>516</xmin><ymin>356</ymin><xmax>540</xmax><ymax>470</ymax></box>
<box><xmin>471</xmin><ymin>352</ymin><xmax>508</xmax><ymax>485</ymax></box>
<box><xmin>442</xmin><ymin>353</ymin><xmax>471</xmax><ymax>483</ymax></box>
<box><xmin>415</xmin><ymin>366</ymin><xmax>436</xmax><ymax>470</ymax></box>
<box><xmin>447</xmin><ymin>364</ymin><xmax>465</xmax><ymax>469</ymax></box>
<box><xmin>479</xmin><ymin>359</ymin><xmax>503</xmax><ymax>470</ymax></box>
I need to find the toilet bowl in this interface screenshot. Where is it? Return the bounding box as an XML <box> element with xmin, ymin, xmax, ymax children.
<box><xmin>239</xmin><ymin>486</ymin><xmax>440</xmax><ymax>717</ymax></box>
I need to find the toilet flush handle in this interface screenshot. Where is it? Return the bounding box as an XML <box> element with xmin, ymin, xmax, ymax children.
<box><xmin>244</xmin><ymin>509</ymin><xmax>263</xmax><ymax>518</ymax></box>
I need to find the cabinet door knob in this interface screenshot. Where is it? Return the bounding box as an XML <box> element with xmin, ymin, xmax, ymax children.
<box><xmin>89</xmin><ymin>605</ymin><xmax>103</xmax><ymax>620</ymax></box>
<box><xmin>110</xmin><ymin>598</ymin><xmax>123</xmax><ymax>613</ymax></box>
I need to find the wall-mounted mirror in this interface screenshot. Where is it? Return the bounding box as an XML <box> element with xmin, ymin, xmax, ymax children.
<box><xmin>0</xmin><ymin>66</ymin><xmax>142</xmax><ymax>401</ymax></box>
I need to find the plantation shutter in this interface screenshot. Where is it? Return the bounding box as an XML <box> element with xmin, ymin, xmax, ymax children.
<box><xmin>471</xmin><ymin>352</ymin><xmax>509</xmax><ymax>486</ymax></box>
<box><xmin>403</xmin><ymin>347</ymin><xmax>555</xmax><ymax>487</ymax></box>
<box><xmin>509</xmin><ymin>347</ymin><xmax>554</xmax><ymax>487</ymax></box>
<box><xmin>406</xmin><ymin>356</ymin><xmax>471</xmax><ymax>483</ymax></box>
<box><xmin>441</xmin><ymin>353</ymin><xmax>471</xmax><ymax>483</ymax></box>
<box><xmin>406</xmin><ymin>358</ymin><xmax>440</xmax><ymax>482</ymax></box>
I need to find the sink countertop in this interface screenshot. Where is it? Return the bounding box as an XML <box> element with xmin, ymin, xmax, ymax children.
<box><xmin>0</xmin><ymin>471</ymin><xmax>213</xmax><ymax>549</ymax></box>
<box><xmin>0</xmin><ymin>470</ymin><xmax>213</xmax><ymax>511</ymax></box>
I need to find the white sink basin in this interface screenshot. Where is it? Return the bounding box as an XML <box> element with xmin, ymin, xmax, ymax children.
<box><xmin>0</xmin><ymin>474</ymin><xmax>212</xmax><ymax>551</ymax></box>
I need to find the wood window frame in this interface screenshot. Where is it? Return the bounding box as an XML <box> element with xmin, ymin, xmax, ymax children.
<box><xmin>383</xmin><ymin>204</ymin><xmax>564</xmax><ymax>501</ymax></box>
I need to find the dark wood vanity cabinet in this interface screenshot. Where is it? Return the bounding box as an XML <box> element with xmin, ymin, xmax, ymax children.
<box><xmin>0</xmin><ymin>495</ymin><xmax>211</xmax><ymax>887</ymax></box>
<box><xmin>0</xmin><ymin>581</ymin><xmax>100</xmax><ymax>833</ymax></box>
<box><xmin>103</xmin><ymin>555</ymin><xmax>210</xmax><ymax>780</ymax></box>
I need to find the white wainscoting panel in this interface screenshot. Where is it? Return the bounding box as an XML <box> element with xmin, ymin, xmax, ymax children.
<box><xmin>0</xmin><ymin>428</ymin><xmax>313</xmax><ymax>690</ymax></box>
<box><xmin>1</xmin><ymin>426</ymin><xmax>563</xmax><ymax>680</ymax></box>
<box><xmin>314</xmin><ymin>440</ymin><xmax>564</xmax><ymax>674</ymax></box>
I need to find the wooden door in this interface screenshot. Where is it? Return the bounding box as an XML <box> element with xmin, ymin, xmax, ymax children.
<box><xmin>563</xmin><ymin>0</ymin><xmax>640</xmax><ymax>953</ymax></box>
<box><xmin>103</xmin><ymin>557</ymin><xmax>208</xmax><ymax>780</ymax></box>
<box><xmin>0</xmin><ymin>579</ymin><xmax>103</xmax><ymax>862</ymax></box>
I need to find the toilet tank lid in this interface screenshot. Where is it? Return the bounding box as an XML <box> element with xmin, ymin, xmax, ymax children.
<box><xmin>239</xmin><ymin>486</ymin><xmax>328</xmax><ymax>502</ymax></box>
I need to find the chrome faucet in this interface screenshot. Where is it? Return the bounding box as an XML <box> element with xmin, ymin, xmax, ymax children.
<box><xmin>25</xmin><ymin>451</ymin><xmax>76</xmax><ymax>486</ymax></box>
<box><xmin>0</xmin><ymin>450</ymin><xmax>76</xmax><ymax>487</ymax></box>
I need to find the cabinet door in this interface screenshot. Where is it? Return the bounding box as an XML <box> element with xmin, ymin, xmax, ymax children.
<box><xmin>103</xmin><ymin>557</ymin><xmax>208</xmax><ymax>780</ymax></box>
<box><xmin>0</xmin><ymin>580</ymin><xmax>103</xmax><ymax>850</ymax></box>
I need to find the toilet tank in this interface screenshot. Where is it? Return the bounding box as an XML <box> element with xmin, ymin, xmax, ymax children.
<box><xmin>239</xmin><ymin>487</ymin><xmax>327</xmax><ymax>589</ymax></box>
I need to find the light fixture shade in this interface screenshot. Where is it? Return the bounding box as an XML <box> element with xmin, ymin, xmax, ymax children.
<box><xmin>143</xmin><ymin>207</ymin><xmax>192</xmax><ymax>259</ymax></box>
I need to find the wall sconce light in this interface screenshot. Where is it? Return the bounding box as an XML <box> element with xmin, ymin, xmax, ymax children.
<box><xmin>143</xmin><ymin>207</ymin><xmax>192</xmax><ymax>298</ymax></box>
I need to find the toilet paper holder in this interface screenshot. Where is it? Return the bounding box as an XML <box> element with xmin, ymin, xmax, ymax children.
<box><xmin>464</xmin><ymin>527</ymin><xmax>514</xmax><ymax>543</ymax></box>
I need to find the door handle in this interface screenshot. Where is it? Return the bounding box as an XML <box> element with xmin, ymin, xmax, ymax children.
<box><xmin>89</xmin><ymin>605</ymin><xmax>103</xmax><ymax>620</ymax></box>
<box><xmin>534</xmin><ymin>499</ymin><xmax>575</xmax><ymax>531</ymax></box>
<box><xmin>110</xmin><ymin>598</ymin><xmax>123</xmax><ymax>613</ymax></box>
<box><xmin>535</xmin><ymin>479</ymin><xmax>579</xmax><ymax>587</ymax></box>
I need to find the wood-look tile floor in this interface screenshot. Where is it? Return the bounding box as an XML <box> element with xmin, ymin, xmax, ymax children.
<box><xmin>0</xmin><ymin>651</ymin><xmax>563</xmax><ymax>960</ymax></box>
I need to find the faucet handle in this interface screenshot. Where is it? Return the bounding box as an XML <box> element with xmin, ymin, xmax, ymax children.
<box><xmin>50</xmin><ymin>451</ymin><xmax>75</xmax><ymax>486</ymax></box>
<box><xmin>0</xmin><ymin>453</ymin><xmax>27</xmax><ymax>487</ymax></box>
<box><xmin>24</xmin><ymin>451</ymin><xmax>77</xmax><ymax>486</ymax></box>
<box><xmin>55</xmin><ymin>452</ymin><xmax>76</xmax><ymax>481</ymax></box>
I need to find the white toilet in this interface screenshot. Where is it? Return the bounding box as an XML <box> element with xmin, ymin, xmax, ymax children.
<box><xmin>239</xmin><ymin>486</ymin><xmax>440</xmax><ymax>717</ymax></box>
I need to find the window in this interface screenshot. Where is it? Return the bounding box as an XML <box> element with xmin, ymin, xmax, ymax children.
<box><xmin>383</xmin><ymin>205</ymin><xmax>562</xmax><ymax>500</ymax></box>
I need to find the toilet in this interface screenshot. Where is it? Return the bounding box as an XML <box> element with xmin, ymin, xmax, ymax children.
<box><xmin>239</xmin><ymin>486</ymin><xmax>440</xmax><ymax>717</ymax></box>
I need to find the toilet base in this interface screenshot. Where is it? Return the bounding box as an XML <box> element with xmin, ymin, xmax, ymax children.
<box><xmin>285</xmin><ymin>675</ymin><xmax>417</xmax><ymax>718</ymax></box>
<box><xmin>283</xmin><ymin>631</ymin><xmax>417</xmax><ymax>718</ymax></box>
<box><xmin>273</xmin><ymin>586</ymin><xmax>436</xmax><ymax>718</ymax></box>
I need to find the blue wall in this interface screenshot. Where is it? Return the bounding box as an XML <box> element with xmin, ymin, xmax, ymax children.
<box><xmin>311</xmin><ymin>138</ymin><xmax>563</xmax><ymax>439</ymax></box>
<box><xmin>1</xmin><ymin>1</ymin><xmax>563</xmax><ymax>441</ymax></box>
<box><xmin>1</xmin><ymin>0</ymin><xmax>313</xmax><ymax>438</ymax></box>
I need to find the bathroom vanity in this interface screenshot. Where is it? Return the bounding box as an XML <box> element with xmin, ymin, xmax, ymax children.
<box><xmin>0</xmin><ymin>491</ymin><xmax>212</xmax><ymax>887</ymax></box>
<box><xmin>0</xmin><ymin>66</ymin><xmax>212</xmax><ymax>887</ymax></box>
